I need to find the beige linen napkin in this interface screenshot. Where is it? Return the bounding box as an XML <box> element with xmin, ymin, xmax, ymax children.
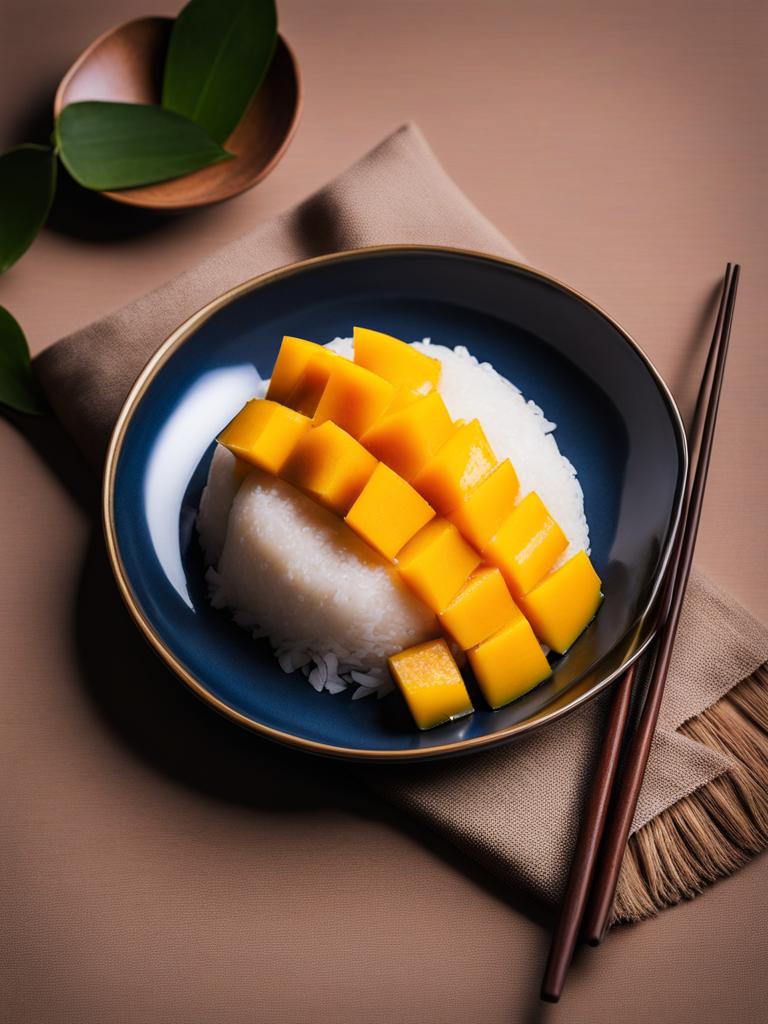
<box><xmin>35</xmin><ymin>124</ymin><xmax>768</xmax><ymax>921</ymax></box>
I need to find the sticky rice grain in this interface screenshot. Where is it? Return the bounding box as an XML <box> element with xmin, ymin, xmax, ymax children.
<box><xmin>208</xmin><ymin>469</ymin><xmax>439</xmax><ymax>691</ymax></box>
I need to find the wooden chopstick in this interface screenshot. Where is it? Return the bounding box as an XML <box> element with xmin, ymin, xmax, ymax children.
<box><xmin>540</xmin><ymin>263</ymin><xmax>740</xmax><ymax>1001</ymax></box>
<box><xmin>540</xmin><ymin>664</ymin><xmax>636</xmax><ymax>1001</ymax></box>
<box><xmin>582</xmin><ymin>262</ymin><xmax>740</xmax><ymax>944</ymax></box>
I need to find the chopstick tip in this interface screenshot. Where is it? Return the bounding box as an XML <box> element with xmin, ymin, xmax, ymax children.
<box><xmin>540</xmin><ymin>988</ymin><xmax>561</xmax><ymax>1004</ymax></box>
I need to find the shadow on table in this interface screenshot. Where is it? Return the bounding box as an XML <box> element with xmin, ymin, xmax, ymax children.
<box><xmin>8</xmin><ymin>86</ymin><xmax>177</xmax><ymax>244</ymax></box>
<box><xmin>72</xmin><ymin>506</ymin><xmax>554</xmax><ymax>914</ymax></box>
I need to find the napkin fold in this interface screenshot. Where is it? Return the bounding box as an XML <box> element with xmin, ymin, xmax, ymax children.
<box><xmin>35</xmin><ymin>124</ymin><xmax>768</xmax><ymax>921</ymax></box>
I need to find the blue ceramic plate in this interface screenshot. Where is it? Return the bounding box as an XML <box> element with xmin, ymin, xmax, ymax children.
<box><xmin>104</xmin><ymin>246</ymin><xmax>687</xmax><ymax>761</ymax></box>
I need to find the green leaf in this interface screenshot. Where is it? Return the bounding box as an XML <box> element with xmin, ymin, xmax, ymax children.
<box><xmin>0</xmin><ymin>307</ymin><xmax>46</xmax><ymax>415</ymax></box>
<box><xmin>162</xmin><ymin>0</ymin><xmax>278</xmax><ymax>144</ymax></box>
<box><xmin>0</xmin><ymin>145</ymin><xmax>57</xmax><ymax>273</ymax></box>
<box><xmin>55</xmin><ymin>101</ymin><xmax>233</xmax><ymax>191</ymax></box>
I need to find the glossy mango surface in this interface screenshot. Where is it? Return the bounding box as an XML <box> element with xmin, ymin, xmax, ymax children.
<box><xmin>396</xmin><ymin>518</ymin><xmax>481</xmax><ymax>613</ymax></box>
<box><xmin>385</xmin><ymin>387</ymin><xmax>423</xmax><ymax>414</ymax></box>
<box><xmin>283</xmin><ymin>347</ymin><xmax>340</xmax><ymax>416</ymax></box>
<box><xmin>217</xmin><ymin>399</ymin><xmax>311</xmax><ymax>474</ymax></box>
<box><xmin>313</xmin><ymin>358</ymin><xmax>396</xmax><ymax>439</ymax></box>
<box><xmin>448</xmin><ymin>458</ymin><xmax>519</xmax><ymax>550</ymax></box>
<box><xmin>520</xmin><ymin>550</ymin><xmax>603</xmax><ymax>653</ymax></box>
<box><xmin>438</xmin><ymin>567</ymin><xmax>520</xmax><ymax>651</ymax></box>
<box><xmin>468</xmin><ymin>616</ymin><xmax>551</xmax><ymax>708</ymax></box>
<box><xmin>282</xmin><ymin>421</ymin><xmax>377</xmax><ymax>515</ymax></box>
<box><xmin>345</xmin><ymin>463</ymin><xmax>436</xmax><ymax>561</ymax></box>
<box><xmin>266</xmin><ymin>336</ymin><xmax>337</xmax><ymax>408</ymax></box>
<box><xmin>353</xmin><ymin>326</ymin><xmax>441</xmax><ymax>393</ymax></box>
<box><xmin>361</xmin><ymin>391</ymin><xmax>454</xmax><ymax>482</ymax></box>
<box><xmin>412</xmin><ymin>419</ymin><xmax>497</xmax><ymax>514</ymax></box>
<box><xmin>388</xmin><ymin>638</ymin><xmax>473</xmax><ymax>730</ymax></box>
<box><xmin>484</xmin><ymin>491</ymin><xmax>567</xmax><ymax>599</ymax></box>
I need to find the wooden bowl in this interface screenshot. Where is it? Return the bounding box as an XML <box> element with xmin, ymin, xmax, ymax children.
<box><xmin>53</xmin><ymin>17</ymin><xmax>302</xmax><ymax>210</ymax></box>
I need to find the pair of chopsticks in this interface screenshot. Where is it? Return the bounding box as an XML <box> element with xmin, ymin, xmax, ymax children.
<box><xmin>541</xmin><ymin>262</ymin><xmax>741</xmax><ymax>1003</ymax></box>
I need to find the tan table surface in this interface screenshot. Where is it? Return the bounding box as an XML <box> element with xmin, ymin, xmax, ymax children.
<box><xmin>2</xmin><ymin>2</ymin><xmax>766</xmax><ymax>1021</ymax></box>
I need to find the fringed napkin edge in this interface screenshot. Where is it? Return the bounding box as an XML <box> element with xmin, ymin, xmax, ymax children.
<box><xmin>615</xmin><ymin>664</ymin><xmax>768</xmax><ymax>921</ymax></box>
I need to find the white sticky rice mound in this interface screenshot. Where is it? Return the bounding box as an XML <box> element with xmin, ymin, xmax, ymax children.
<box><xmin>202</xmin><ymin>456</ymin><xmax>438</xmax><ymax>699</ymax></box>
<box><xmin>198</xmin><ymin>337</ymin><xmax>590</xmax><ymax>699</ymax></box>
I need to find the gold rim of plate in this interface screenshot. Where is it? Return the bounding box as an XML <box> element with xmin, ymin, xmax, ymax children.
<box><xmin>102</xmin><ymin>244</ymin><xmax>688</xmax><ymax>761</ymax></box>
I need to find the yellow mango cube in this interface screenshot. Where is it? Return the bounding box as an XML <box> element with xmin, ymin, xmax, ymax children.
<box><xmin>388</xmin><ymin>638</ymin><xmax>473</xmax><ymax>730</ymax></box>
<box><xmin>468</xmin><ymin>616</ymin><xmax>551</xmax><ymax>708</ymax></box>
<box><xmin>438</xmin><ymin>567</ymin><xmax>521</xmax><ymax>650</ymax></box>
<box><xmin>484</xmin><ymin>492</ymin><xmax>567</xmax><ymax>600</ymax></box>
<box><xmin>217</xmin><ymin>399</ymin><xmax>311</xmax><ymax>474</ymax></box>
<box><xmin>313</xmin><ymin>358</ymin><xmax>396</xmax><ymax>439</ymax></box>
<box><xmin>282</xmin><ymin>421</ymin><xmax>378</xmax><ymax>515</ymax></box>
<box><xmin>448</xmin><ymin>459</ymin><xmax>520</xmax><ymax>551</ymax></box>
<box><xmin>345</xmin><ymin>463</ymin><xmax>435</xmax><ymax>561</ymax></box>
<box><xmin>266</xmin><ymin>336</ymin><xmax>337</xmax><ymax>406</ymax></box>
<box><xmin>396</xmin><ymin>518</ymin><xmax>481</xmax><ymax>613</ymax></box>
<box><xmin>353</xmin><ymin>326</ymin><xmax>441</xmax><ymax>393</ymax></box>
<box><xmin>520</xmin><ymin>550</ymin><xmax>603</xmax><ymax>654</ymax></box>
<box><xmin>412</xmin><ymin>419</ymin><xmax>497</xmax><ymax>514</ymax></box>
<box><xmin>360</xmin><ymin>391</ymin><xmax>454</xmax><ymax>482</ymax></box>
<box><xmin>283</xmin><ymin>346</ymin><xmax>340</xmax><ymax>416</ymax></box>
<box><xmin>385</xmin><ymin>387</ymin><xmax>423</xmax><ymax>414</ymax></box>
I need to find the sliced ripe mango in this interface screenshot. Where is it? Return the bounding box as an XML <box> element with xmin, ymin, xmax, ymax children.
<box><xmin>266</xmin><ymin>336</ymin><xmax>337</xmax><ymax>406</ymax></box>
<box><xmin>520</xmin><ymin>550</ymin><xmax>603</xmax><ymax>653</ymax></box>
<box><xmin>345</xmin><ymin>463</ymin><xmax>435</xmax><ymax>561</ymax></box>
<box><xmin>360</xmin><ymin>391</ymin><xmax>454</xmax><ymax>482</ymax></box>
<box><xmin>396</xmin><ymin>518</ymin><xmax>481</xmax><ymax>614</ymax></box>
<box><xmin>439</xmin><ymin>567</ymin><xmax>520</xmax><ymax>650</ymax></box>
<box><xmin>353</xmin><ymin>326</ymin><xmax>441</xmax><ymax>393</ymax></box>
<box><xmin>385</xmin><ymin>387</ymin><xmax>423</xmax><ymax>414</ymax></box>
<box><xmin>217</xmin><ymin>400</ymin><xmax>311</xmax><ymax>474</ymax></box>
<box><xmin>411</xmin><ymin>419</ymin><xmax>497</xmax><ymax>515</ymax></box>
<box><xmin>468</xmin><ymin>616</ymin><xmax>551</xmax><ymax>708</ymax></box>
<box><xmin>313</xmin><ymin>358</ymin><xmax>396</xmax><ymax>439</ymax></box>
<box><xmin>484</xmin><ymin>491</ymin><xmax>567</xmax><ymax>600</ymax></box>
<box><xmin>388</xmin><ymin>638</ymin><xmax>473</xmax><ymax>730</ymax></box>
<box><xmin>448</xmin><ymin>458</ymin><xmax>519</xmax><ymax>551</ymax></box>
<box><xmin>283</xmin><ymin>346</ymin><xmax>339</xmax><ymax>417</ymax></box>
<box><xmin>282</xmin><ymin>421</ymin><xmax>378</xmax><ymax>515</ymax></box>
